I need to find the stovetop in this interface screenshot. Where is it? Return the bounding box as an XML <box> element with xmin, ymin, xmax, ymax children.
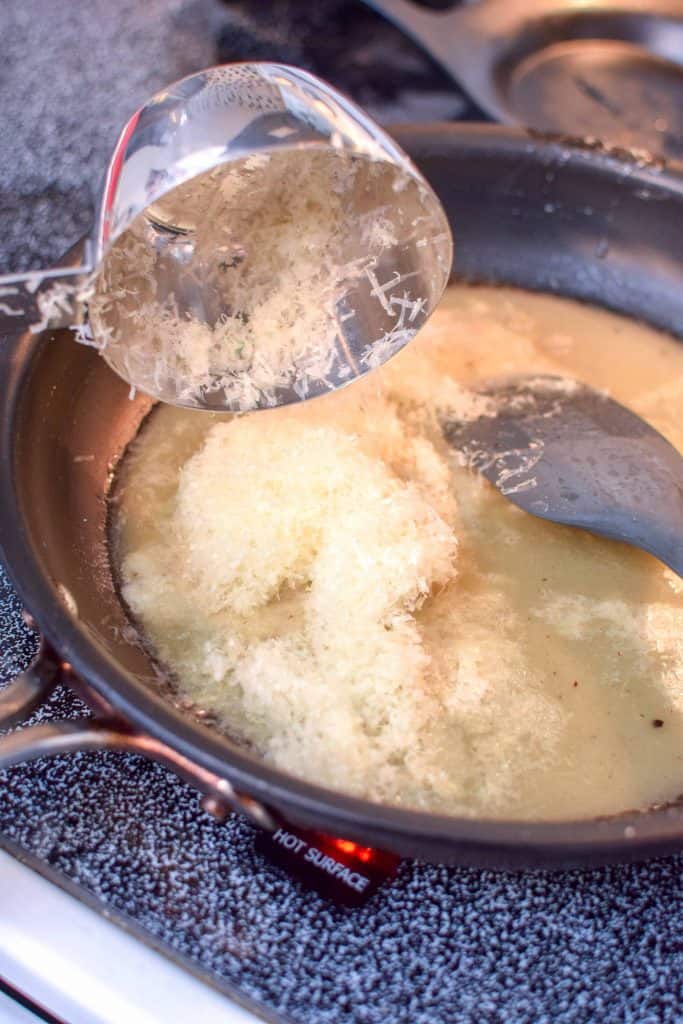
<box><xmin>1</xmin><ymin>3</ymin><xmax>682</xmax><ymax>1023</ymax></box>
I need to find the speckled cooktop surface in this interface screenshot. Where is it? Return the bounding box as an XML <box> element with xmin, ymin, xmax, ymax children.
<box><xmin>1</xmin><ymin>3</ymin><xmax>682</xmax><ymax>1023</ymax></box>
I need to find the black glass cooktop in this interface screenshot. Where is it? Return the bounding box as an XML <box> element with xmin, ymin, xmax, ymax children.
<box><xmin>1</xmin><ymin>3</ymin><xmax>681</xmax><ymax>1022</ymax></box>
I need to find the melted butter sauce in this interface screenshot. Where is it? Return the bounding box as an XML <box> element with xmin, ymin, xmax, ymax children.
<box><xmin>112</xmin><ymin>286</ymin><xmax>683</xmax><ymax>821</ymax></box>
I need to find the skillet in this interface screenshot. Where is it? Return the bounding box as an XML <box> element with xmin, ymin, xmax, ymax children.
<box><xmin>1</xmin><ymin>123</ymin><xmax>682</xmax><ymax>869</ymax></box>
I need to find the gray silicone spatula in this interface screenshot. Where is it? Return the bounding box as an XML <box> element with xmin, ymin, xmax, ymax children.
<box><xmin>442</xmin><ymin>375</ymin><xmax>683</xmax><ymax>576</ymax></box>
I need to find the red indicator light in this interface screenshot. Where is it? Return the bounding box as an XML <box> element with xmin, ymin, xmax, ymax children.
<box><xmin>255</xmin><ymin>822</ymin><xmax>401</xmax><ymax>906</ymax></box>
<box><xmin>330</xmin><ymin>838</ymin><xmax>375</xmax><ymax>862</ymax></box>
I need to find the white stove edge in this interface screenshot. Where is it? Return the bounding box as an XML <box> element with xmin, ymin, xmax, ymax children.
<box><xmin>0</xmin><ymin>988</ymin><xmax>45</xmax><ymax>1024</ymax></box>
<box><xmin>0</xmin><ymin>849</ymin><xmax>260</xmax><ymax>1024</ymax></box>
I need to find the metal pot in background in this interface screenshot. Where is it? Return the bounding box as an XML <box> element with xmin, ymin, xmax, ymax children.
<box><xmin>364</xmin><ymin>0</ymin><xmax>683</xmax><ymax>157</ymax></box>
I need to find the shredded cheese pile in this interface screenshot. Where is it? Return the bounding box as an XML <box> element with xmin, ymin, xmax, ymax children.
<box><xmin>122</xmin><ymin>403</ymin><xmax>461</xmax><ymax>801</ymax></box>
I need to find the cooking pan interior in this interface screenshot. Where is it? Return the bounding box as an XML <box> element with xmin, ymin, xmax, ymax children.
<box><xmin>3</xmin><ymin>125</ymin><xmax>683</xmax><ymax>864</ymax></box>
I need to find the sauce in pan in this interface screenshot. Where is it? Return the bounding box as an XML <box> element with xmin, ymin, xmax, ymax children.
<box><xmin>112</xmin><ymin>286</ymin><xmax>683</xmax><ymax>821</ymax></box>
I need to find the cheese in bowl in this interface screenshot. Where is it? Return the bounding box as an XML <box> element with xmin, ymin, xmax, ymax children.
<box><xmin>110</xmin><ymin>285</ymin><xmax>683</xmax><ymax>821</ymax></box>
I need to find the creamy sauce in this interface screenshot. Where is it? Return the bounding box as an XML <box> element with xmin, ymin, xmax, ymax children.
<box><xmin>112</xmin><ymin>286</ymin><xmax>683</xmax><ymax>821</ymax></box>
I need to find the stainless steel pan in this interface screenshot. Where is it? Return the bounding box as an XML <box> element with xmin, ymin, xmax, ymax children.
<box><xmin>1</xmin><ymin>124</ymin><xmax>682</xmax><ymax>868</ymax></box>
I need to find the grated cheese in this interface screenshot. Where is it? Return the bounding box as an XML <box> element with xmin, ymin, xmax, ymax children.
<box><xmin>90</xmin><ymin>148</ymin><xmax>440</xmax><ymax>410</ymax></box>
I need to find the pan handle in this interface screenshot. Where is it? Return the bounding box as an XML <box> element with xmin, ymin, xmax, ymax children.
<box><xmin>0</xmin><ymin>635</ymin><xmax>62</xmax><ymax>730</ymax></box>
<box><xmin>0</xmin><ymin>631</ymin><xmax>276</xmax><ymax>832</ymax></box>
<box><xmin>361</xmin><ymin>0</ymin><xmax>468</xmax><ymax>75</ymax></box>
